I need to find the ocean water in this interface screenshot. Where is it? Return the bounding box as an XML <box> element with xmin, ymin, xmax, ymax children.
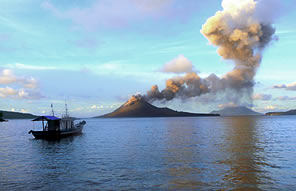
<box><xmin>0</xmin><ymin>116</ymin><xmax>295</xmax><ymax>190</ymax></box>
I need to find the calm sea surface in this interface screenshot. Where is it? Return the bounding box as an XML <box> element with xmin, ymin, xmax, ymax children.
<box><xmin>0</xmin><ymin>116</ymin><xmax>296</xmax><ymax>190</ymax></box>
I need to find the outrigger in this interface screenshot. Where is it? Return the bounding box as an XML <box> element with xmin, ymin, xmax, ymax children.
<box><xmin>28</xmin><ymin>104</ymin><xmax>86</xmax><ymax>140</ymax></box>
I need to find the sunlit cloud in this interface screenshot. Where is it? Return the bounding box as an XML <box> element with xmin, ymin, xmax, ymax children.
<box><xmin>0</xmin><ymin>69</ymin><xmax>43</xmax><ymax>100</ymax></box>
<box><xmin>273</xmin><ymin>82</ymin><xmax>296</xmax><ymax>91</ymax></box>
<box><xmin>21</xmin><ymin>109</ymin><xmax>29</xmax><ymax>113</ymax></box>
<box><xmin>264</xmin><ymin>105</ymin><xmax>277</xmax><ymax>110</ymax></box>
<box><xmin>0</xmin><ymin>87</ymin><xmax>43</xmax><ymax>99</ymax></box>
<box><xmin>218</xmin><ymin>102</ymin><xmax>238</xmax><ymax>109</ymax></box>
<box><xmin>0</xmin><ymin>69</ymin><xmax>38</xmax><ymax>88</ymax></box>
<box><xmin>252</xmin><ymin>93</ymin><xmax>272</xmax><ymax>101</ymax></box>
<box><xmin>159</xmin><ymin>55</ymin><xmax>196</xmax><ymax>74</ymax></box>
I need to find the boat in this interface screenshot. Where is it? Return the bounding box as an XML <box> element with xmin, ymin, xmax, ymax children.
<box><xmin>28</xmin><ymin>104</ymin><xmax>86</xmax><ymax>140</ymax></box>
<box><xmin>0</xmin><ymin>112</ymin><xmax>7</xmax><ymax>122</ymax></box>
<box><xmin>0</xmin><ymin>118</ymin><xmax>8</xmax><ymax>122</ymax></box>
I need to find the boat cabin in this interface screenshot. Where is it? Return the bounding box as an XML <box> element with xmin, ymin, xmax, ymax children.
<box><xmin>32</xmin><ymin>116</ymin><xmax>77</xmax><ymax>132</ymax></box>
<box><xmin>32</xmin><ymin>116</ymin><xmax>61</xmax><ymax>132</ymax></box>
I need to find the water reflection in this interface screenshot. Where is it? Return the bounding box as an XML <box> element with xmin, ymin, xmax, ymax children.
<box><xmin>165</xmin><ymin>118</ymin><xmax>207</xmax><ymax>190</ymax></box>
<box><xmin>164</xmin><ymin>117</ymin><xmax>274</xmax><ymax>190</ymax></box>
<box><xmin>220</xmin><ymin>116</ymin><xmax>271</xmax><ymax>190</ymax></box>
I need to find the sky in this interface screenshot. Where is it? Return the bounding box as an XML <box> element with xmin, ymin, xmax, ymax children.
<box><xmin>0</xmin><ymin>0</ymin><xmax>296</xmax><ymax>117</ymax></box>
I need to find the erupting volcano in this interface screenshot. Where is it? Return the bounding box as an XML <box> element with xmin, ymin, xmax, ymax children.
<box><xmin>98</xmin><ymin>95</ymin><xmax>219</xmax><ymax>118</ymax></box>
<box><xmin>141</xmin><ymin>0</ymin><xmax>277</xmax><ymax>106</ymax></box>
<box><xmin>99</xmin><ymin>0</ymin><xmax>279</xmax><ymax>118</ymax></box>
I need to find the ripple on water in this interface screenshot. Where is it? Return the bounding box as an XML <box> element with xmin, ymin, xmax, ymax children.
<box><xmin>0</xmin><ymin>117</ymin><xmax>296</xmax><ymax>190</ymax></box>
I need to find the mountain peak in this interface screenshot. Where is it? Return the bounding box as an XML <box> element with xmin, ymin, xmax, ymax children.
<box><xmin>123</xmin><ymin>95</ymin><xmax>144</xmax><ymax>107</ymax></box>
<box><xmin>211</xmin><ymin>106</ymin><xmax>262</xmax><ymax>116</ymax></box>
<box><xmin>97</xmin><ymin>96</ymin><xmax>219</xmax><ymax>118</ymax></box>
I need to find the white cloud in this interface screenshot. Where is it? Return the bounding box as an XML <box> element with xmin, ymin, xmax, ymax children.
<box><xmin>23</xmin><ymin>77</ymin><xmax>38</xmax><ymax>89</ymax></box>
<box><xmin>0</xmin><ymin>87</ymin><xmax>43</xmax><ymax>99</ymax></box>
<box><xmin>264</xmin><ymin>105</ymin><xmax>276</xmax><ymax>110</ymax></box>
<box><xmin>275</xmin><ymin>96</ymin><xmax>296</xmax><ymax>101</ymax></box>
<box><xmin>21</xmin><ymin>109</ymin><xmax>29</xmax><ymax>113</ymax></box>
<box><xmin>253</xmin><ymin>93</ymin><xmax>272</xmax><ymax>101</ymax></box>
<box><xmin>90</xmin><ymin>105</ymin><xmax>104</xmax><ymax>109</ymax></box>
<box><xmin>273</xmin><ymin>82</ymin><xmax>296</xmax><ymax>91</ymax></box>
<box><xmin>90</xmin><ymin>105</ymin><xmax>97</xmax><ymax>109</ymax></box>
<box><xmin>159</xmin><ymin>55</ymin><xmax>196</xmax><ymax>74</ymax></box>
<box><xmin>0</xmin><ymin>69</ymin><xmax>38</xmax><ymax>88</ymax></box>
<box><xmin>0</xmin><ymin>68</ymin><xmax>43</xmax><ymax>100</ymax></box>
<box><xmin>6</xmin><ymin>63</ymin><xmax>57</xmax><ymax>70</ymax></box>
<box><xmin>0</xmin><ymin>69</ymin><xmax>17</xmax><ymax>84</ymax></box>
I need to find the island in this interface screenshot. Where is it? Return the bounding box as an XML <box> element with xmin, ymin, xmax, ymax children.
<box><xmin>266</xmin><ymin>109</ymin><xmax>296</xmax><ymax>116</ymax></box>
<box><xmin>211</xmin><ymin>106</ymin><xmax>262</xmax><ymax>116</ymax></box>
<box><xmin>95</xmin><ymin>96</ymin><xmax>219</xmax><ymax>118</ymax></box>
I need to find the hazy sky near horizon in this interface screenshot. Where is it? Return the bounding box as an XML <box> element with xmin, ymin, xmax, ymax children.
<box><xmin>0</xmin><ymin>0</ymin><xmax>296</xmax><ymax>117</ymax></box>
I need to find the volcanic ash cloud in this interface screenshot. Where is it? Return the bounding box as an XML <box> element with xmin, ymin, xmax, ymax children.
<box><xmin>143</xmin><ymin>0</ymin><xmax>277</xmax><ymax>103</ymax></box>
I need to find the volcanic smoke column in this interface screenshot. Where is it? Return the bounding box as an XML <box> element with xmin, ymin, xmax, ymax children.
<box><xmin>201</xmin><ymin>0</ymin><xmax>276</xmax><ymax>93</ymax></box>
<box><xmin>144</xmin><ymin>0</ymin><xmax>277</xmax><ymax>103</ymax></box>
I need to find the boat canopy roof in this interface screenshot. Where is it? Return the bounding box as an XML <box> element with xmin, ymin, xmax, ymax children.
<box><xmin>32</xmin><ymin>116</ymin><xmax>60</xmax><ymax>121</ymax></box>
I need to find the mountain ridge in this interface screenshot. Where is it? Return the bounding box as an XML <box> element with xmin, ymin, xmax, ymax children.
<box><xmin>96</xmin><ymin>96</ymin><xmax>219</xmax><ymax>118</ymax></box>
<box><xmin>0</xmin><ymin>110</ymin><xmax>38</xmax><ymax>119</ymax></box>
<box><xmin>266</xmin><ymin>109</ymin><xmax>296</xmax><ymax>116</ymax></box>
<box><xmin>211</xmin><ymin>106</ymin><xmax>262</xmax><ymax>116</ymax></box>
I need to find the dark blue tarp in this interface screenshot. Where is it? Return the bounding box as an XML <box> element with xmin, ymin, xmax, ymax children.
<box><xmin>32</xmin><ymin>116</ymin><xmax>60</xmax><ymax>121</ymax></box>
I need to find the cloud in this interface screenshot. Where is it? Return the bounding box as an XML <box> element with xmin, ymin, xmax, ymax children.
<box><xmin>159</xmin><ymin>55</ymin><xmax>196</xmax><ymax>74</ymax></box>
<box><xmin>0</xmin><ymin>69</ymin><xmax>38</xmax><ymax>88</ymax></box>
<box><xmin>252</xmin><ymin>93</ymin><xmax>272</xmax><ymax>101</ymax></box>
<box><xmin>0</xmin><ymin>69</ymin><xmax>17</xmax><ymax>84</ymax></box>
<box><xmin>218</xmin><ymin>102</ymin><xmax>238</xmax><ymax>109</ymax></box>
<box><xmin>0</xmin><ymin>69</ymin><xmax>43</xmax><ymax>99</ymax></box>
<box><xmin>21</xmin><ymin>109</ymin><xmax>29</xmax><ymax>113</ymax></box>
<box><xmin>90</xmin><ymin>105</ymin><xmax>104</xmax><ymax>110</ymax></box>
<box><xmin>90</xmin><ymin>105</ymin><xmax>97</xmax><ymax>109</ymax></box>
<box><xmin>42</xmin><ymin>0</ymin><xmax>199</xmax><ymax>31</ymax></box>
<box><xmin>6</xmin><ymin>63</ymin><xmax>57</xmax><ymax>70</ymax></box>
<box><xmin>264</xmin><ymin>105</ymin><xmax>277</xmax><ymax>110</ymax></box>
<box><xmin>274</xmin><ymin>96</ymin><xmax>296</xmax><ymax>101</ymax></box>
<box><xmin>0</xmin><ymin>87</ymin><xmax>43</xmax><ymax>99</ymax></box>
<box><xmin>273</xmin><ymin>82</ymin><xmax>296</xmax><ymax>91</ymax></box>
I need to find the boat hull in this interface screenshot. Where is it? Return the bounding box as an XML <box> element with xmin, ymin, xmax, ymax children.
<box><xmin>30</xmin><ymin>126</ymin><xmax>83</xmax><ymax>140</ymax></box>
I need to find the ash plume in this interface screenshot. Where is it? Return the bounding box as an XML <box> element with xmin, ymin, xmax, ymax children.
<box><xmin>142</xmin><ymin>0</ymin><xmax>277</xmax><ymax>104</ymax></box>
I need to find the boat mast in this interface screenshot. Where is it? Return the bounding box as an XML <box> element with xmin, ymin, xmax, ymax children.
<box><xmin>51</xmin><ymin>104</ymin><xmax>55</xmax><ymax>116</ymax></box>
<box><xmin>65</xmin><ymin>103</ymin><xmax>69</xmax><ymax>118</ymax></box>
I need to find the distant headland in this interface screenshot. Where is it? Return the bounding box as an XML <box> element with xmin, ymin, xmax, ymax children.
<box><xmin>266</xmin><ymin>109</ymin><xmax>296</xmax><ymax>116</ymax></box>
<box><xmin>0</xmin><ymin>110</ymin><xmax>38</xmax><ymax>119</ymax></box>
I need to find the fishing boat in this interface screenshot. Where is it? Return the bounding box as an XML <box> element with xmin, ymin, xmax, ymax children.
<box><xmin>28</xmin><ymin>104</ymin><xmax>86</xmax><ymax>139</ymax></box>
